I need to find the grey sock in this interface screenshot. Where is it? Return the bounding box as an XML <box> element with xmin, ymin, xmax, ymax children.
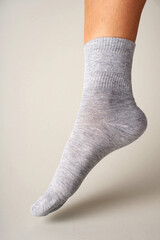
<box><xmin>30</xmin><ymin>37</ymin><xmax>147</xmax><ymax>217</ymax></box>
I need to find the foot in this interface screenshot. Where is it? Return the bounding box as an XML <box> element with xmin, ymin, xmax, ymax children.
<box><xmin>30</xmin><ymin>37</ymin><xmax>147</xmax><ymax>217</ymax></box>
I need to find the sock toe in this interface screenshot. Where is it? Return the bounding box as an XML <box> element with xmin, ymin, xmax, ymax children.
<box><xmin>30</xmin><ymin>191</ymin><xmax>65</xmax><ymax>217</ymax></box>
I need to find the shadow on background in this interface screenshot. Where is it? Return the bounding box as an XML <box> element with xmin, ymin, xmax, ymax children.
<box><xmin>46</xmin><ymin>158</ymin><xmax>160</xmax><ymax>222</ymax></box>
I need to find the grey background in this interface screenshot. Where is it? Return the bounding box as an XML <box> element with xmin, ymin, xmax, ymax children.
<box><xmin>1</xmin><ymin>0</ymin><xmax>160</xmax><ymax>239</ymax></box>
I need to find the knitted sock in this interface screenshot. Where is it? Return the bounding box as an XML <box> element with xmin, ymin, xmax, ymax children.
<box><xmin>30</xmin><ymin>37</ymin><xmax>147</xmax><ymax>217</ymax></box>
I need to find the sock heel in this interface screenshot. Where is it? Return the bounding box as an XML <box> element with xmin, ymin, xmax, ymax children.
<box><xmin>131</xmin><ymin>106</ymin><xmax>148</xmax><ymax>139</ymax></box>
<box><xmin>122</xmin><ymin>106</ymin><xmax>147</xmax><ymax>147</ymax></box>
<box><xmin>107</xmin><ymin>105</ymin><xmax>148</xmax><ymax>151</ymax></box>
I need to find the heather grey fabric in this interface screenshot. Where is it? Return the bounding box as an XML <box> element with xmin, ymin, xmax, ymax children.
<box><xmin>30</xmin><ymin>37</ymin><xmax>147</xmax><ymax>217</ymax></box>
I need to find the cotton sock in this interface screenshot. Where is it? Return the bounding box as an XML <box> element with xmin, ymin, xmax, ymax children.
<box><xmin>30</xmin><ymin>37</ymin><xmax>147</xmax><ymax>217</ymax></box>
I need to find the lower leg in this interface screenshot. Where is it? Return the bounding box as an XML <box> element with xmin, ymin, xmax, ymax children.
<box><xmin>84</xmin><ymin>0</ymin><xmax>146</xmax><ymax>43</ymax></box>
<box><xmin>31</xmin><ymin>0</ymin><xmax>147</xmax><ymax>217</ymax></box>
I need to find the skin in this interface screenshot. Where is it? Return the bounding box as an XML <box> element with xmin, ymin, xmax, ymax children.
<box><xmin>84</xmin><ymin>0</ymin><xmax>146</xmax><ymax>44</ymax></box>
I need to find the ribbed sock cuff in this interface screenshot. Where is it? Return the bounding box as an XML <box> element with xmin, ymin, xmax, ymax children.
<box><xmin>84</xmin><ymin>37</ymin><xmax>135</xmax><ymax>55</ymax></box>
<box><xmin>84</xmin><ymin>37</ymin><xmax>136</xmax><ymax>91</ymax></box>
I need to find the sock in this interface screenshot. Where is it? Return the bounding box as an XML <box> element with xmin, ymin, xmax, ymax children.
<box><xmin>30</xmin><ymin>37</ymin><xmax>147</xmax><ymax>216</ymax></box>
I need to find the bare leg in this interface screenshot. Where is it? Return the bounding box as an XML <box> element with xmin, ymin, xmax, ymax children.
<box><xmin>84</xmin><ymin>0</ymin><xmax>146</xmax><ymax>44</ymax></box>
